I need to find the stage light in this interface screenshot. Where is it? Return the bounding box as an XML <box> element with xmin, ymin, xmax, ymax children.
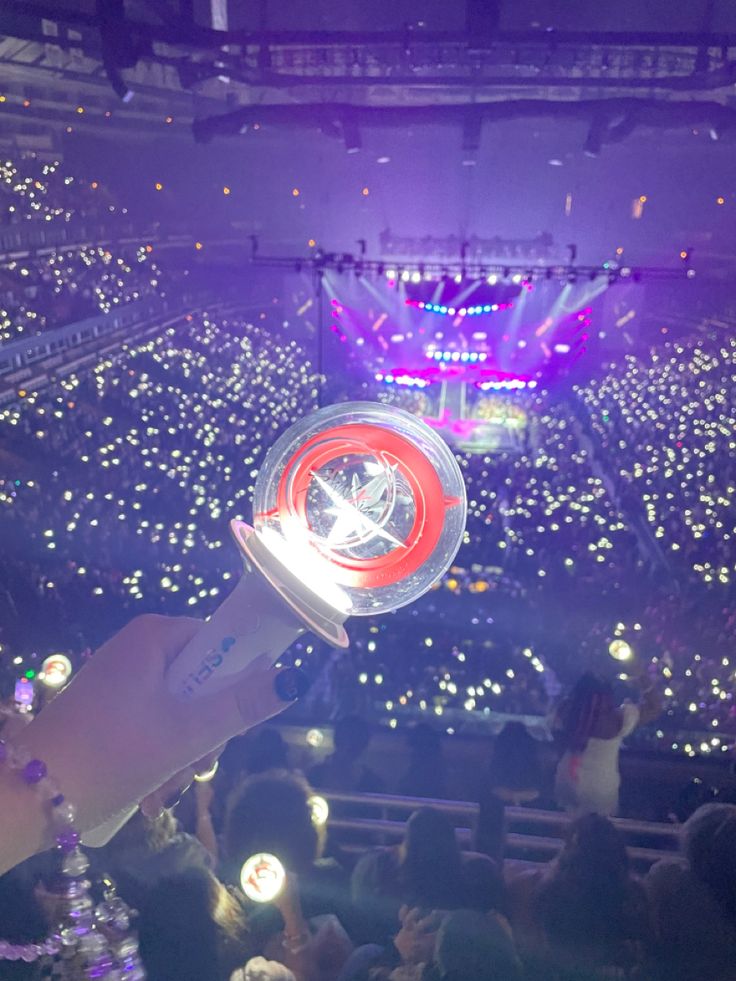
<box><xmin>487</xmin><ymin>274</ymin><xmax>497</xmax><ymax>285</ymax></box>
<box><xmin>386</xmin><ymin>269</ymin><xmax>396</xmax><ymax>279</ymax></box>
<box><xmin>448</xmin><ymin>308</ymin><xmax>456</xmax><ymax>316</ymax></box>
<box><xmin>461</xmin><ymin>110</ymin><xmax>481</xmax><ymax>165</ymax></box>
<box><xmin>454</xmin><ymin>273</ymin><xmax>463</xmax><ymax>284</ymax></box>
<box><xmin>512</xmin><ymin>273</ymin><xmax>522</xmax><ymax>284</ymax></box>
<box><xmin>411</xmin><ymin>271</ymin><xmax>421</xmax><ymax>283</ymax></box>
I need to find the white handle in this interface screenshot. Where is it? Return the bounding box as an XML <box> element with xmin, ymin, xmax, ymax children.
<box><xmin>166</xmin><ymin>561</ymin><xmax>307</xmax><ymax>700</ymax></box>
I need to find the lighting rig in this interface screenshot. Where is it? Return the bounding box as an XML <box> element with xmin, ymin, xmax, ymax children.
<box><xmin>251</xmin><ymin>246</ymin><xmax>694</xmax><ymax>286</ymax></box>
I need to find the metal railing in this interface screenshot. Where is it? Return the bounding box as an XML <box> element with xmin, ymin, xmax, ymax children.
<box><xmin>322</xmin><ymin>790</ymin><xmax>678</xmax><ymax>867</ymax></box>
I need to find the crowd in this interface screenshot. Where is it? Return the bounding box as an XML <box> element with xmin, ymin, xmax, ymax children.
<box><xmin>0</xmin><ymin>154</ymin><xmax>174</xmax><ymax>345</ymax></box>
<box><xmin>0</xmin><ymin>244</ymin><xmax>175</xmax><ymax>344</ymax></box>
<box><xmin>0</xmin><ymin>155</ymin><xmax>124</xmax><ymax>228</ymax></box>
<box><xmin>3</xmin><ymin>716</ymin><xmax>736</xmax><ymax>981</ymax></box>
<box><xmin>2</xmin><ymin>294</ymin><xmax>736</xmax><ymax>756</ymax></box>
<box><xmin>0</xmin><ymin>151</ymin><xmax>735</xmax><ymax>757</ymax></box>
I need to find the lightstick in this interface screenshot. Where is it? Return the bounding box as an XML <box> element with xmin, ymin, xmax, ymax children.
<box><xmin>608</xmin><ymin>639</ymin><xmax>633</xmax><ymax>662</ymax></box>
<box><xmin>166</xmin><ymin>402</ymin><xmax>467</xmax><ymax>700</ymax></box>
<box><xmin>308</xmin><ymin>794</ymin><xmax>329</xmax><ymax>827</ymax></box>
<box><xmin>40</xmin><ymin>653</ymin><xmax>73</xmax><ymax>689</ymax></box>
<box><xmin>240</xmin><ymin>852</ymin><xmax>286</xmax><ymax>903</ymax></box>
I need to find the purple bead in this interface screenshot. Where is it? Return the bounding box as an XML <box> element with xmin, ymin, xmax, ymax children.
<box><xmin>0</xmin><ymin>740</ymin><xmax>7</xmax><ymax>764</ymax></box>
<box><xmin>56</xmin><ymin>828</ymin><xmax>80</xmax><ymax>851</ymax></box>
<box><xmin>51</xmin><ymin>793</ymin><xmax>65</xmax><ymax>807</ymax></box>
<box><xmin>23</xmin><ymin>759</ymin><xmax>47</xmax><ymax>784</ymax></box>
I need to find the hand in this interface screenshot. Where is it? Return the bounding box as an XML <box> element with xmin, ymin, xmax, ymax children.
<box><xmin>14</xmin><ymin>614</ymin><xmax>298</xmax><ymax>840</ymax></box>
<box><xmin>194</xmin><ymin>777</ymin><xmax>215</xmax><ymax>815</ymax></box>
<box><xmin>394</xmin><ymin>907</ymin><xmax>443</xmax><ymax>964</ymax></box>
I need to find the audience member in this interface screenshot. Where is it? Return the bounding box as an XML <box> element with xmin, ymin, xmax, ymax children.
<box><xmin>553</xmin><ymin>673</ymin><xmax>660</xmax><ymax>816</ymax></box>
<box><xmin>396</xmin><ymin>724</ymin><xmax>447</xmax><ymax>801</ymax></box>
<box><xmin>138</xmin><ymin>867</ymin><xmax>251</xmax><ymax>981</ymax></box>
<box><xmin>645</xmin><ymin>802</ymin><xmax>736</xmax><ymax>981</ymax></box>
<box><xmin>509</xmin><ymin>813</ymin><xmax>651</xmax><ymax>978</ymax></box>
<box><xmin>89</xmin><ymin>808</ymin><xmax>213</xmax><ymax>911</ymax></box>
<box><xmin>476</xmin><ymin>722</ymin><xmax>543</xmax><ymax>862</ymax></box>
<box><xmin>351</xmin><ymin>808</ymin><xmax>501</xmax><ymax>946</ymax></box>
<box><xmin>308</xmin><ymin>717</ymin><xmax>384</xmax><ymax>795</ymax></box>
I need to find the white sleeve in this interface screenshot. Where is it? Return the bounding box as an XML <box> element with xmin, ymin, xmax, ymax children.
<box><xmin>619</xmin><ymin>701</ymin><xmax>640</xmax><ymax>738</ymax></box>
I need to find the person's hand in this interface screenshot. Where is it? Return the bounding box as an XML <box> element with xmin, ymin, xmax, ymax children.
<box><xmin>194</xmin><ymin>775</ymin><xmax>216</xmax><ymax>815</ymax></box>
<box><xmin>394</xmin><ymin>906</ymin><xmax>443</xmax><ymax>964</ymax></box>
<box><xmin>14</xmin><ymin>614</ymin><xmax>302</xmax><ymax>840</ymax></box>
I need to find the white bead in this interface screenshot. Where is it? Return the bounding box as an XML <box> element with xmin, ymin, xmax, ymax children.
<box><xmin>52</xmin><ymin>801</ymin><xmax>76</xmax><ymax>825</ymax></box>
<box><xmin>62</xmin><ymin>848</ymin><xmax>89</xmax><ymax>876</ymax></box>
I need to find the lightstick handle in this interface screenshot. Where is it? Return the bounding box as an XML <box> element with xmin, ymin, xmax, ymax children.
<box><xmin>165</xmin><ymin>561</ymin><xmax>307</xmax><ymax>701</ymax></box>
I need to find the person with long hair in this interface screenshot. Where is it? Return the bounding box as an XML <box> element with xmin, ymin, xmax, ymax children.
<box><xmin>351</xmin><ymin>808</ymin><xmax>471</xmax><ymax>946</ymax></box>
<box><xmin>553</xmin><ymin>672</ymin><xmax>659</xmax><ymax>816</ymax></box>
<box><xmin>525</xmin><ymin>814</ymin><xmax>651</xmax><ymax>977</ymax></box>
<box><xmin>645</xmin><ymin>802</ymin><xmax>736</xmax><ymax>981</ymax></box>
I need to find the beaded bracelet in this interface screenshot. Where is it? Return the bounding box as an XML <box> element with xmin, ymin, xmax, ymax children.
<box><xmin>0</xmin><ymin>737</ymin><xmax>146</xmax><ymax>979</ymax></box>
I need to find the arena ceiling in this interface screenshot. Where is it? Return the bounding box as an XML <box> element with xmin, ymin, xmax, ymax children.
<box><xmin>2</xmin><ymin>1</ymin><xmax>736</xmax><ymax>151</ymax></box>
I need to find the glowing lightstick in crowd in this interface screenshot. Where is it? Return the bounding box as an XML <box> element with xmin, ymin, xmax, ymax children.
<box><xmin>308</xmin><ymin>794</ymin><xmax>329</xmax><ymax>827</ymax></box>
<box><xmin>40</xmin><ymin>653</ymin><xmax>73</xmax><ymax>689</ymax></box>
<box><xmin>166</xmin><ymin>402</ymin><xmax>467</xmax><ymax>700</ymax></box>
<box><xmin>193</xmin><ymin>760</ymin><xmax>219</xmax><ymax>783</ymax></box>
<box><xmin>240</xmin><ymin>853</ymin><xmax>286</xmax><ymax>903</ymax></box>
<box><xmin>608</xmin><ymin>639</ymin><xmax>633</xmax><ymax>662</ymax></box>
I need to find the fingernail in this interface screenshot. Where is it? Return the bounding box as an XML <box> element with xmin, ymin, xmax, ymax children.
<box><xmin>274</xmin><ymin>667</ymin><xmax>311</xmax><ymax>702</ymax></box>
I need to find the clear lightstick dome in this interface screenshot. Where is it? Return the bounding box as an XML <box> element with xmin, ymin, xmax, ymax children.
<box><xmin>252</xmin><ymin>402</ymin><xmax>467</xmax><ymax>616</ymax></box>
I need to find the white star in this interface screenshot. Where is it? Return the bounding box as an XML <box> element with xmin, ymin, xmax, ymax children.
<box><xmin>310</xmin><ymin>469</ymin><xmax>405</xmax><ymax>549</ymax></box>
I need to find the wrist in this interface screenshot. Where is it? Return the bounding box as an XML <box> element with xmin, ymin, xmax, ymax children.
<box><xmin>0</xmin><ymin>758</ymin><xmax>46</xmax><ymax>874</ymax></box>
<box><xmin>282</xmin><ymin>927</ymin><xmax>311</xmax><ymax>955</ymax></box>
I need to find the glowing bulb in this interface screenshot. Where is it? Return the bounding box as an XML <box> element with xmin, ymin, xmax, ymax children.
<box><xmin>308</xmin><ymin>794</ymin><xmax>329</xmax><ymax>826</ymax></box>
<box><xmin>240</xmin><ymin>853</ymin><xmax>286</xmax><ymax>903</ymax></box>
<box><xmin>609</xmin><ymin>639</ymin><xmax>633</xmax><ymax>661</ymax></box>
<box><xmin>306</xmin><ymin>728</ymin><xmax>325</xmax><ymax>748</ymax></box>
<box><xmin>40</xmin><ymin>654</ymin><xmax>73</xmax><ymax>688</ymax></box>
<box><xmin>194</xmin><ymin>760</ymin><xmax>219</xmax><ymax>783</ymax></box>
